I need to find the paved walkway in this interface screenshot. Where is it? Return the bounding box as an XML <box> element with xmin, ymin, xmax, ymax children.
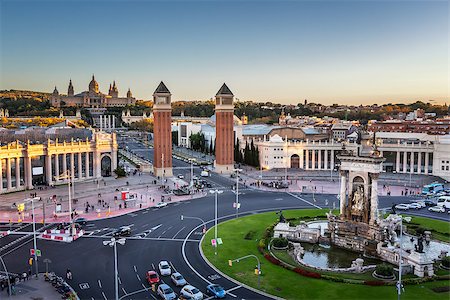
<box><xmin>0</xmin><ymin>164</ymin><xmax>205</xmax><ymax>224</ymax></box>
<box><xmin>1</xmin><ymin>274</ymin><xmax>69</xmax><ymax>300</ymax></box>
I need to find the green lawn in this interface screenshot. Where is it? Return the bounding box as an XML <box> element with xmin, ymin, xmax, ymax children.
<box><xmin>402</xmin><ymin>215</ymin><xmax>450</xmax><ymax>242</ymax></box>
<box><xmin>201</xmin><ymin>209</ymin><xmax>450</xmax><ymax>300</ymax></box>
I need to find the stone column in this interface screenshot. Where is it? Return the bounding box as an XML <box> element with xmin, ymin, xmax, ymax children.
<box><xmin>70</xmin><ymin>153</ymin><xmax>75</xmax><ymax>180</ymax></box>
<box><xmin>305</xmin><ymin>150</ymin><xmax>309</xmax><ymax>170</ymax></box>
<box><xmin>403</xmin><ymin>151</ymin><xmax>407</xmax><ymax>173</ymax></box>
<box><xmin>62</xmin><ymin>153</ymin><xmax>67</xmax><ymax>179</ymax></box>
<box><xmin>45</xmin><ymin>155</ymin><xmax>53</xmax><ymax>185</ymax></box>
<box><xmin>78</xmin><ymin>152</ymin><xmax>83</xmax><ymax>179</ymax></box>
<box><xmin>6</xmin><ymin>158</ymin><xmax>12</xmax><ymax>190</ymax></box>
<box><xmin>339</xmin><ymin>171</ymin><xmax>346</xmax><ymax>217</ymax></box>
<box><xmin>299</xmin><ymin>149</ymin><xmax>304</xmax><ymax>169</ymax></box>
<box><xmin>318</xmin><ymin>149</ymin><xmax>322</xmax><ymax>170</ymax></box>
<box><xmin>324</xmin><ymin>150</ymin><xmax>328</xmax><ymax>170</ymax></box>
<box><xmin>85</xmin><ymin>152</ymin><xmax>90</xmax><ymax>178</ymax></box>
<box><xmin>417</xmin><ymin>152</ymin><xmax>422</xmax><ymax>174</ymax></box>
<box><xmin>311</xmin><ymin>149</ymin><xmax>316</xmax><ymax>170</ymax></box>
<box><xmin>54</xmin><ymin>154</ymin><xmax>59</xmax><ymax>180</ymax></box>
<box><xmin>111</xmin><ymin>150</ymin><xmax>117</xmax><ymax>172</ymax></box>
<box><xmin>330</xmin><ymin>150</ymin><xmax>335</xmax><ymax>170</ymax></box>
<box><xmin>25</xmin><ymin>156</ymin><xmax>33</xmax><ymax>189</ymax></box>
<box><xmin>15</xmin><ymin>157</ymin><xmax>20</xmax><ymax>188</ymax></box>
<box><xmin>370</xmin><ymin>173</ymin><xmax>379</xmax><ymax>224</ymax></box>
<box><xmin>410</xmin><ymin>151</ymin><xmax>414</xmax><ymax>174</ymax></box>
<box><xmin>99</xmin><ymin>115</ymin><xmax>103</xmax><ymax>131</ymax></box>
<box><xmin>396</xmin><ymin>151</ymin><xmax>400</xmax><ymax>173</ymax></box>
<box><xmin>424</xmin><ymin>152</ymin><xmax>429</xmax><ymax>174</ymax></box>
<box><xmin>112</xmin><ymin>116</ymin><xmax>115</xmax><ymax>129</ymax></box>
<box><xmin>95</xmin><ymin>151</ymin><xmax>101</xmax><ymax>178</ymax></box>
<box><xmin>0</xmin><ymin>159</ymin><xmax>3</xmax><ymax>191</ymax></box>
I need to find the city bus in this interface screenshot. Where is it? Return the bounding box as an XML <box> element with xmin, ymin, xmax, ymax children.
<box><xmin>421</xmin><ymin>182</ymin><xmax>444</xmax><ymax>196</ymax></box>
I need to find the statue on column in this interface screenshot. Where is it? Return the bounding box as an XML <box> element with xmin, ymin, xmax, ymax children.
<box><xmin>351</xmin><ymin>185</ymin><xmax>365</xmax><ymax>222</ymax></box>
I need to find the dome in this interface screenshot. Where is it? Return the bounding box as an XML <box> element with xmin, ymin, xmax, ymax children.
<box><xmin>89</xmin><ymin>75</ymin><xmax>99</xmax><ymax>93</ymax></box>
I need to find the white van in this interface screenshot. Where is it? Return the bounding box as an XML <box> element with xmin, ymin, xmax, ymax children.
<box><xmin>201</xmin><ymin>170</ymin><xmax>209</xmax><ymax>177</ymax></box>
<box><xmin>436</xmin><ymin>196</ymin><xmax>450</xmax><ymax>209</ymax></box>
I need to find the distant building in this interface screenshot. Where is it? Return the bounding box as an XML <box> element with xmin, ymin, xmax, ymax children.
<box><xmin>50</xmin><ymin>75</ymin><xmax>136</xmax><ymax>108</ymax></box>
<box><xmin>368</xmin><ymin>119</ymin><xmax>450</xmax><ymax>135</ymax></box>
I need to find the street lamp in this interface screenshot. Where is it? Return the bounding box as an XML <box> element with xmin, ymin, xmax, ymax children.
<box><xmin>23</xmin><ymin>197</ymin><xmax>39</xmax><ymax>278</ymax></box>
<box><xmin>189</xmin><ymin>158</ymin><xmax>194</xmax><ymax>195</ymax></box>
<box><xmin>209</xmin><ymin>189</ymin><xmax>223</xmax><ymax>255</ymax></box>
<box><xmin>180</xmin><ymin>215</ymin><xmax>207</xmax><ymax>234</ymax></box>
<box><xmin>229</xmin><ymin>254</ymin><xmax>261</xmax><ymax>288</ymax></box>
<box><xmin>397</xmin><ymin>216</ymin><xmax>404</xmax><ymax>300</ymax></box>
<box><xmin>103</xmin><ymin>237</ymin><xmax>126</xmax><ymax>300</ymax></box>
<box><xmin>54</xmin><ymin>170</ymin><xmax>75</xmax><ymax>236</ymax></box>
<box><xmin>233</xmin><ymin>169</ymin><xmax>243</xmax><ymax>219</ymax></box>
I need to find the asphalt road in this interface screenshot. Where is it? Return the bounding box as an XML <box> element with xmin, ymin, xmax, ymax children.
<box><xmin>1</xmin><ymin>141</ymin><xmax>449</xmax><ymax>300</ymax></box>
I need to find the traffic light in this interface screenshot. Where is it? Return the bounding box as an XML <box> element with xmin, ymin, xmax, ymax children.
<box><xmin>228</xmin><ymin>260</ymin><xmax>233</xmax><ymax>267</ymax></box>
<box><xmin>151</xmin><ymin>284</ymin><xmax>156</xmax><ymax>292</ymax></box>
<box><xmin>29</xmin><ymin>258</ymin><xmax>33</xmax><ymax>265</ymax></box>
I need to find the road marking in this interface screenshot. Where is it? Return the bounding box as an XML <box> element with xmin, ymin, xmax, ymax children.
<box><xmin>98</xmin><ymin>279</ymin><xmax>102</xmax><ymax>288</ymax></box>
<box><xmin>141</xmin><ymin>283</ymin><xmax>147</xmax><ymax>290</ymax></box>
<box><xmin>287</xmin><ymin>192</ymin><xmax>322</xmax><ymax>209</ymax></box>
<box><xmin>129</xmin><ymin>213</ymin><xmax>138</xmax><ymax>217</ymax></box>
<box><xmin>172</xmin><ymin>226</ymin><xmax>186</xmax><ymax>239</ymax></box>
<box><xmin>274</xmin><ymin>198</ymin><xmax>283</xmax><ymax>201</ymax></box>
<box><xmin>102</xmin><ymin>291</ymin><xmax>107</xmax><ymax>300</ymax></box>
<box><xmin>136</xmin><ymin>274</ymin><xmax>141</xmax><ymax>281</ymax></box>
<box><xmin>118</xmin><ymin>277</ymin><xmax>122</xmax><ymax>284</ymax></box>
<box><xmin>134</xmin><ymin>265</ymin><xmax>137</xmax><ymax>272</ymax></box>
<box><xmin>142</xmin><ymin>224</ymin><xmax>149</xmax><ymax>228</ymax></box>
<box><xmin>122</xmin><ymin>287</ymin><xmax>127</xmax><ymax>295</ymax></box>
<box><xmin>169</xmin><ymin>261</ymin><xmax>178</xmax><ymax>273</ymax></box>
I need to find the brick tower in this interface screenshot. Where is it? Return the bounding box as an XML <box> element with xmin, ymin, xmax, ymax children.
<box><xmin>214</xmin><ymin>83</ymin><xmax>235</xmax><ymax>174</ymax></box>
<box><xmin>153</xmin><ymin>81</ymin><xmax>173</xmax><ymax>178</ymax></box>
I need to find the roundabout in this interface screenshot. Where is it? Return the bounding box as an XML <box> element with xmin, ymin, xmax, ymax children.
<box><xmin>200</xmin><ymin>209</ymin><xmax>450</xmax><ymax>300</ymax></box>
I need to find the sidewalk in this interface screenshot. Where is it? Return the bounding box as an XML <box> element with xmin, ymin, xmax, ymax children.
<box><xmin>1</xmin><ymin>274</ymin><xmax>70</xmax><ymax>300</ymax></box>
<box><xmin>0</xmin><ymin>167</ymin><xmax>206</xmax><ymax>223</ymax></box>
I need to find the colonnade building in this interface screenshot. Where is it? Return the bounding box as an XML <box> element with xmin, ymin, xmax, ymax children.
<box><xmin>0</xmin><ymin>131</ymin><xmax>118</xmax><ymax>194</ymax></box>
<box><xmin>257</xmin><ymin>131</ymin><xmax>450</xmax><ymax>181</ymax></box>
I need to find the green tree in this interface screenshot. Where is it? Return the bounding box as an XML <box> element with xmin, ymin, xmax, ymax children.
<box><xmin>172</xmin><ymin>131</ymin><xmax>178</xmax><ymax>146</ymax></box>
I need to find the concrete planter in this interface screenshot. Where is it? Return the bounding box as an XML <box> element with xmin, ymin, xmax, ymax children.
<box><xmin>372</xmin><ymin>271</ymin><xmax>396</xmax><ymax>281</ymax></box>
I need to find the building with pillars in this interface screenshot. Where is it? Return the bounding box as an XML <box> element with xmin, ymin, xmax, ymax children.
<box><xmin>257</xmin><ymin>131</ymin><xmax>450</xmax><ymax>181</ymax></box>
<box><xmin>50</xmin><ymin>75</ymin><xmax>136</xmax><ymax>108</ymax></box>
<box><xmin>0</xmin><ymin>132</ymin><xmax>118</xmax><ymax>194</ymax></box>
<box><xmin>152</xmin><ymin>82</ymin><xmax>173</xmax><ymax>178</ymax></box>
<box><xmin>214</xmin><ymin>83</ymin><xmax>235</xmax><ymax>174</ymax></box>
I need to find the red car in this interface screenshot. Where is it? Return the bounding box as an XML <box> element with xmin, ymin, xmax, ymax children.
<box><xmin>146</xmin><ymin>271</ymin><xmax>160</xmax><ymax>284</ymax></box>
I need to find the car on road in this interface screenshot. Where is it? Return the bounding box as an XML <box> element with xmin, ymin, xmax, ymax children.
<box><xmin>408</xmin><ymin>203</ymin><xmax>423</xmax><ymax>209</ymax></box>
<box><xmin>428</xmin><ymin>206</ymin><xmax>446</xmax><ymax>213</ymax></box>
<box><xmin>155</xmin><ymin>202</ymin><xmax>168</xmax><ymax>208</ymax></box>
<box><xmin>171</xmin><ymin>272</ymin><xmax>187</xmax><ymax>286</ymax></box>
<box><xmin>420</xmin><ymin>199</ymin><xmax>436</xmax><ymax>207</ymax></box>
<box><xmin>394</xmin><ymin>204</ymin><xmax>410</xmax><ymax>210</ymax></box>
<box><xmin>178</xmin><ymin>174</ymin><xmax>185</xmax><ymax>179</ymax></box>
<box><xmin>206</xmin><ymin>284</ymin><xmax>226</xmax><ymax>298</ymax></box>
<box><xmin>180</xmin><ymin>285</ymin><xmax>203</xmax><ymax>300</ymax></box>
<box><xmin>113</xmin><ymin>226</ymin><xmax>132</xmax><ymax>237</ymax></box>
<box><xmin>74</xmin><ymin>217</ymin><xmax>88</xmax><ymax>226</ymax></box>
<box><xmin>157</xmin><ymin>284</ymin><xmax>177</xmax><ymax>300</ymax></box>
<box><xmin>173</xmin><ymin>188</ymin><xmax>190</xmax><ymax>196</ymax></box>
<box><xmin>146</xmin><ymin>270</ymin><xmax>160</xmax><ymax>284</ymax></box>
<box><xmin>158</xmin><ymin>260</ymin><xmax>172</xmax><ymax>276</ymax></box>
<box><xmin>201</xmin><ymin>171</ymin><xmax>209</xmax><ymax>177</ymax></box>
<box><xmin>193</xmin><ymin>175</ymin><xmax>199</xmax><ymax>180</ymax></box>
<box><xmin>437</xmin><ymin>196</ymin><xmax>450</xmax><ymax>209</ymax></box>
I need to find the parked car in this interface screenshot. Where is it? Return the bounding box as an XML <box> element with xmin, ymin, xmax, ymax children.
<box><xmin>177</xmin><ymin>174</ymin><xmax>185</xmax><ymax>179</ymax></box>
<box><xmin>158</xmin><ymin>261</ymin><xmax>172</xmax><ymax>276</ymax></box>
<box><xmin>395</xmin><ymin>204</ymin><xmax>410</xmax><ymax>210</ymax></box>
<box><xmin>146</xmin><ymin>270</ymin><xmax>160</xmax><ymax>284</ymax></box>
<box><xmin>74</xmin><ymin>217</ymin><xmax>88</xmax><ymax>226</ymax></box>
<box><xmin>428</xmin><ymin>206</ymin><xmax>446</xmax><ymax>213</ymax></box>
<box><xmin>180</xmin><ymin>285</ymin><xmax>203</xmax><ymax>300</ymax></box>
<box><xmin>113</xmin><ymin>226</ymin><xmax>131</xmax><ymax>237</ymax></box>
<box><xmin>437</xmin><ymin>196</ymin><xmax>450</xmax><ymax>209</ymax></box>
<box><xmin>206</xmin><ymin>284</ymin><xmax>226</xmax><ymax>299</ymax></box>
<box><xmin>155</xmin><ymin>202</ymin><xmax>168</xmax><ymax>208</ymax></box>
<box><xmin>171</xmin><ymin>272</ymin><xmax>187</xmax><ymax>286</ymax></box>
<box><xmin>157</xmin><ymin>284</ymin><xmax>177</xmax><ymax>300</ymax></box>
<box><xmin>420</xmin><ymin>199</ymin><xmax>436</xmax><ymax>207</ymax></box>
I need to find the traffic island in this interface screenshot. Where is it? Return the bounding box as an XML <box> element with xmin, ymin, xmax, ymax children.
<box><xmin>201</xmin><ymin>209</ymin><xmax>450</xmax><ymax>300</ymax></box>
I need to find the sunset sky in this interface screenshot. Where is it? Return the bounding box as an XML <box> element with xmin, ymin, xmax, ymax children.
<box><xmin>1</xmin><ymin>0</ymin><xmax>448</xmax><ymax>105</ymax></box>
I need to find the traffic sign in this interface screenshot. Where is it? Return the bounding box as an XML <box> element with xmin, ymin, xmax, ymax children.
<box><xmin>36</xmin><ymin>249</ymin><xmax>41</xmax><ymax>257</ymax></box>
<box><xmin>211</xmin><ymin>239</ymin><xmax>216</xmax><ymax>246</ymax></box>
<box><xmin>217</xmin><ymin>238</ymin><xmax>223</xmax><ymax>245</ymax></box>
<box><xmin>30</xmin><ymin>249</ymin><xmax>41</xmax><ymax>256</ymax></box>
<box><xmin>30</xmin><ymin>249</ymin><xmax>35</xmax><ymax>256</ymax></box>
<box><xmin>18</xmin><ymin>203</ymin><xmax>25</xmax><ymax>212</ymax></box>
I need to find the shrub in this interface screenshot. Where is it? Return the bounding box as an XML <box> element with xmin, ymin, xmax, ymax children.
<box><xmin>114</xmin><ymin>166</ymin><xmax>126</xmax><ymax>177</ymax></box>
<box><xmin>293</xmin><ymin>267</ymin><xmax>321</xmax><ymax>279</ymax></box>
<box><xmin>375</xmin><ymin>264</ymin><xmax>394</xmax><ymax>277</ymax></box>
<box><xmin>442</xmin><ymin>256</ymin><xmax>450</xmax><ymax>268</ymax></box>
<box><xmin>272</xmin><ymin>237</ymin><xmax>288</xmax><ymax>248</ymax></box>
<box><xmin>432</xmin><ymin>286</ymin><xmax>450</xmax><ymax>293</ymax></box>
<box><xmin>264</xmin><ymin>253</ymin><xmax>281</xmax><ymax>265</ymax></box>
<box><xmin>244</xmin><ymin>230</ymin><xmax>256</xmax><ymax>240</ymax></box>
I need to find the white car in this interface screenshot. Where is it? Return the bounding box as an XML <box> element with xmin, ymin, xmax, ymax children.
<box><xmin>177</xmin><ymin>174</ymin><xmax>184</xmax><ymax>179</ymax></box>
<box><xmin>408</xmin><ymin>203</ymin><xmax>423</xmax><ymax>209</ymax></box>
<box><xmin>171</xmin><ymin>272</ymin><xmax>187</xmax><ymax>286</ymax></box>
<box><xmin>395</xmin><ymin>204</ymin><xmax>410</xmax><ymax>210</ymax></box>
<box><xmin>428</xmin><ymin>206</ymin><xmax>445</xmax><ymax>213</ymax></box>
<box><xmin>181</xmin><ymin>285</ymin><xmax>203</xmax><ymax>300</ymax></box>
<box><xmin>157</xmin><ymin>284</ymin><xmax>176</xmax><ymax>300</ymax></box>
<box><xmin>201</xmin><ymin>170</ymin><xmax>209</xmax><ymax>177</ymax></box>
<box><xmin>155</xmin><ymin>202</ymin><xmax>168</xmax><ymax>208</ymax></box>
<box><xmin>158</xmin><ymin>261</ymin><xmax>172</xmax><ymax>276</ymax></box>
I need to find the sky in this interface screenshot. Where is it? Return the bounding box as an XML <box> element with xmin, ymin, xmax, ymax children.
<box><xmin>0</xmin><ymin>0</ymin><xmax>448</xmax><ymax>105</ymax></box>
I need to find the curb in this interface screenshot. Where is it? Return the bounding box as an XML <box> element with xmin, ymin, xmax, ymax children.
<box><xmin>198</xmin><ymin>221</ymin><xmax>284</xmax><ymax>300</ymax></box>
